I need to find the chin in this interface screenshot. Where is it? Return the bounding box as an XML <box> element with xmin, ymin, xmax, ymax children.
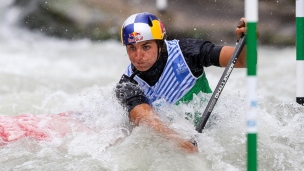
<box><xmin>137</xmin><ymin>68</ymin><xmax>147</xmax><ymax>72</ymax></box>
<box><xmin>135</xmin><ymin>66</ymin><xmax>147</xmax><ymax>72</ymax></box>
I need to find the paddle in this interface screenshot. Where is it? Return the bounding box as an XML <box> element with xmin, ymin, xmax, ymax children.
<box><xmin>195</xmin><ymin>34</ymin><xmax>246</xmax><ymax>133</ymax></box>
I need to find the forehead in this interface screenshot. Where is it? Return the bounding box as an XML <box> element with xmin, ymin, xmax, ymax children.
<box><xmin>127</xmin><ymin>40</ymin><xmax>156</xmax><ymax>46</ymax></box>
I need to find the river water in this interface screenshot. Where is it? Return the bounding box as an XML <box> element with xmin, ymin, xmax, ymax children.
<box><xmin>1</xmin><ymin>1</ymin><xmax>304</xmax><ymax>171</ymax></box>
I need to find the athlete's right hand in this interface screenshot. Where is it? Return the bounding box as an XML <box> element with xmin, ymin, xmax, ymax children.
<box><xmin>177</xmin><ymin>138</ymin><xmax>199</xmax><ymax>153</ymax></box>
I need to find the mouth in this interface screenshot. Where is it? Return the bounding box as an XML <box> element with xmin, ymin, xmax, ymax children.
<box><xmin>135</xmin><ymin>62</ymin><xmax>145</xmax><ymax>66</ymax></box>
<box><xmin>134</xmin><ymin>62</ymin><xmax>148</xmax><ymax>71</ymax></box>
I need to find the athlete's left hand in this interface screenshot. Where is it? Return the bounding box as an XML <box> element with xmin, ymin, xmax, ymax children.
<box><xmin>235</xmin><ymin>17</ymin><xmax>260</xmax><ymax>41</ymax></box>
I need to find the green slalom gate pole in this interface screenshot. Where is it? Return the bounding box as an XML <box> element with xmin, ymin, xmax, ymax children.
<box><xmin>296</xmin><ymin>0</ymin><xmax>304</xmax><ymax>105</ymax></box>
<box><xmin>245</xmin><ymin>0</ymin><xmax>258</xmax><ymax>170</ymax></box>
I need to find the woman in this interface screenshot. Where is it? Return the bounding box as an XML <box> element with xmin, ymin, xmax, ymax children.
<box><xmin>115</xmin><ymin>12</ymin><xmax>252</xmax><ymax>153</ymax></box>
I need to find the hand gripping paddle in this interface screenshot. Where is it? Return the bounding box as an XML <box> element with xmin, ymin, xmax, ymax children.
<box><xmin>195</xmin><ymin>34</ymin><xmax>246</xmax><ymax>133</ymax></box>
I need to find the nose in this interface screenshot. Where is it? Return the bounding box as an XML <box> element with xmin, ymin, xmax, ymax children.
<box><xmin>134</xmin><ymin>48</ymin><xmax>143</xmax><ymax>59</ymax></box>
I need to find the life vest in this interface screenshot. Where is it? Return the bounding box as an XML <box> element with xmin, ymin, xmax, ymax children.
<box><xmin>124</xmin><ymin>39</ymin><xmax>212</xmax><ymax>106</ymax></box>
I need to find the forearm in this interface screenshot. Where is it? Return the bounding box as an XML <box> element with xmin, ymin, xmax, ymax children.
<box><xmin>129</xmin><ymin>104</ymin><xmax>198</xmax><ymax>153</ymax></box>
<box><xmin>235</xmin><ymin>46</ymin><xmax>246</xmax><ymax>68</ymax></box>
<box><xmin>130</xmin><ymin>104</ymin><xmax>180</xmax><ymax>136</ymax></box>
<box><xmin>219</xmin><ymin>46</ymin><xmax>246</xmax><ymax>68</ymax></box>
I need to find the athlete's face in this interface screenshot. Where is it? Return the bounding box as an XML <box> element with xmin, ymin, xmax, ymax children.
<box><xmin>126</xmin><ymin>40</ymin><xmax>159</xmax><ymax>71</ymax></box>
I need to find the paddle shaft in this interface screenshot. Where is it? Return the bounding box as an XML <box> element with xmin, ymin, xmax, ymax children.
<box><xmin>196</xmin><ymin>35</ymin><xmax>246</xmax><ymax>133</ymax></box>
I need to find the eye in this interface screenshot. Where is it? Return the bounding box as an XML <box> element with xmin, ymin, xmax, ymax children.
<box><xmin>127</xmin><ymin>46</ymin><xmax>136</xmax><ymax>51</ymax></box>
<box><xmin>143</xmin><ymin>45</ymin><xmax>150</xmax><ymax>50</ymax></box>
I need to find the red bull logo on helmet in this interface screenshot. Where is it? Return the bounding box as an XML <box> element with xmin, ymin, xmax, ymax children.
<box><xmin>160</xmin><ymin>21</ymin><xmax>166</xmax><ymax>34</ymax></box>
<box><xmin>128</xmin><ymin>31</ymin><xmax>143</xmax><ymax>43</ymax></box>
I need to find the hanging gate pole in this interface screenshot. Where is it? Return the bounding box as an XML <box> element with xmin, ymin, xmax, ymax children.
<box><xmin>245</xmin><ymin>0</ymin><xmax>258</xmax><ymax>170</ymax></box>
<box><xmin>296</xmin><ymin>0</ymin><xmax>304</xmax><ymax>105</ymax></box>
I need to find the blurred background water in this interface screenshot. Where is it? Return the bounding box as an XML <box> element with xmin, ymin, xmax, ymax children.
<box><xmin>1</xmin><ymin>0</ymin><xmax>304</xmax><ymax>170</ymax></box>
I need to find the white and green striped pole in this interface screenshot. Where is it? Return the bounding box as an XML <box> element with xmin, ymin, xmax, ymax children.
<box><xmin>296</xmin><ymin>0</ymin><xmax>304</xmax><ymax>105</ymax></box>
<box><xmin>245</xmin><ymin>0</ymin><xmax>258</xmax><ymax>170</ymax></box>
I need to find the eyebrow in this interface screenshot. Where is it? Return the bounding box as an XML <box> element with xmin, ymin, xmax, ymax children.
<box><xmin>141</xmin><ymin>41</ymin><xmax>152</xmax><ymax>46</ymax></box>
<box><xmin>127</xmin><ymin>41</ymin><xmax>153</xmax><ymax>47</ymax></box>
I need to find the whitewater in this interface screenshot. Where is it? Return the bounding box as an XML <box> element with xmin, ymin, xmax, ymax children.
<box><xmin>1</xmin><ymin>1</ymin><xmax>304</xmax><ymax>170</ymax></box>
